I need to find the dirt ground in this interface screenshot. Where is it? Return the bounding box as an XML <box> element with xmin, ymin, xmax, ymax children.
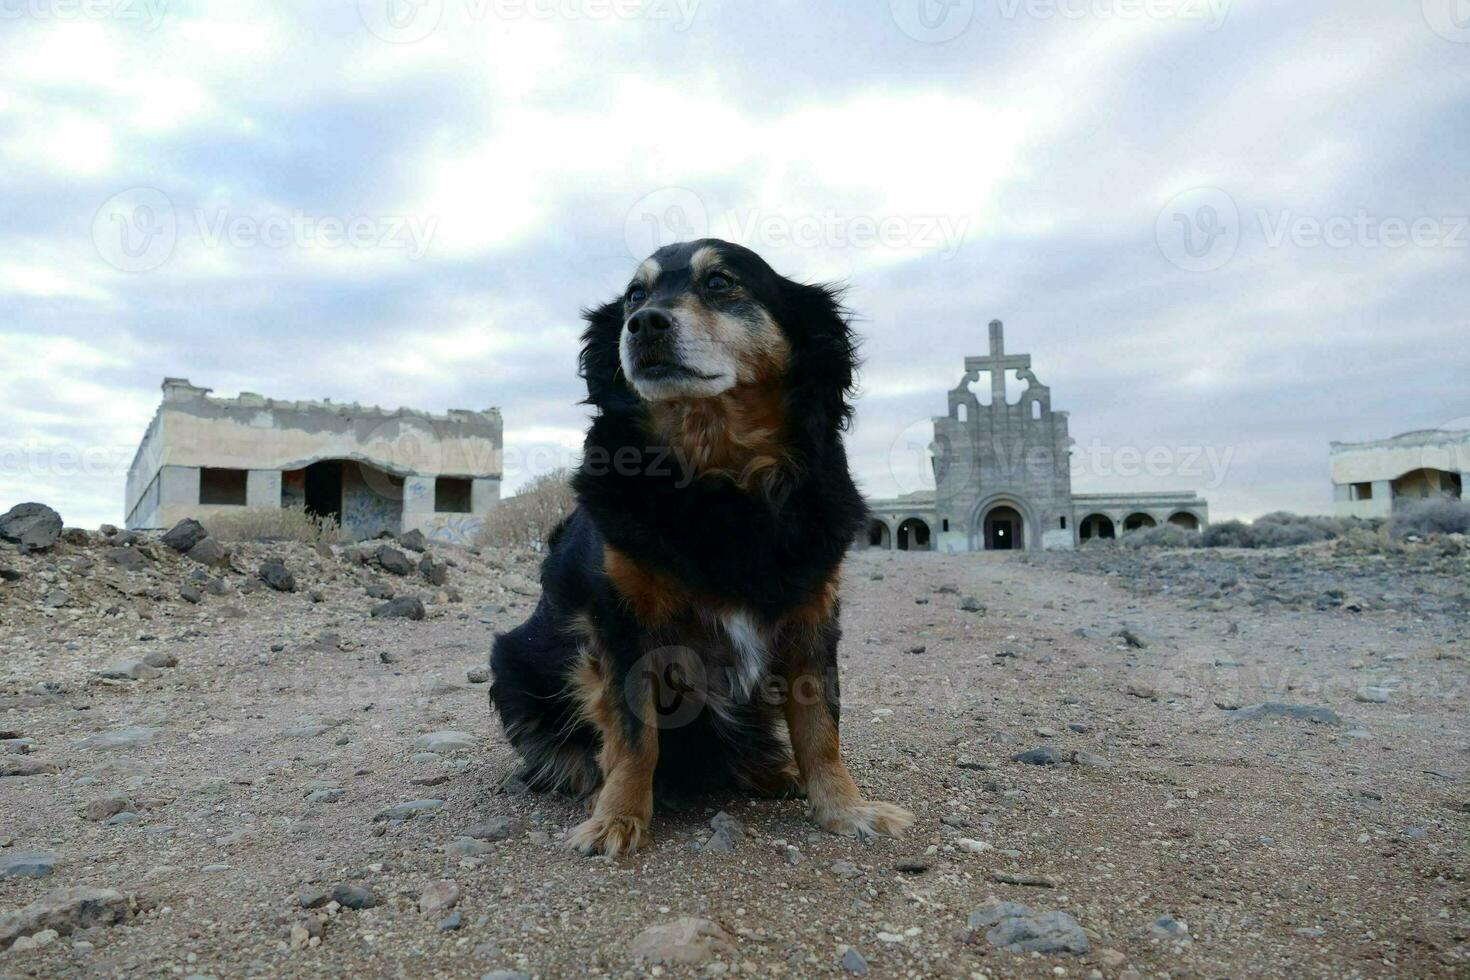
<box><xmin>0</xmin><ymin>528</ymin><xmax>1466</xmax><ymax>978</ymax></box>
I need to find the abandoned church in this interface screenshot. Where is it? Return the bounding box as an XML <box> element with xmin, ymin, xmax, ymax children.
<box><xmin>125</xmin><ymin>379</ymin><xmax>502</xmax><ymax>544</ymax></box>
<box><xmin>864</xmin><ymin>320</ymin><xmax>1209</xmax><ymax>552</ymax></box>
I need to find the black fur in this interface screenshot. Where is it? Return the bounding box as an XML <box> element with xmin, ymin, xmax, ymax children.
<box><xmin>489</xmin><ymin>239</ymin><xmax>866</xmax><ymax>799</ymax></box>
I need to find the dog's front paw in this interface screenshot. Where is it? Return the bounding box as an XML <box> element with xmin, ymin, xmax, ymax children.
<box><xmin>567</xmin><ymin>813</ymin><xmax>648</xmax><ymax>856</ymax></box>
<box><xmin>816</xmin><ymin>800</ymin><xmax>914</xmax><ymax>839</ymax></box>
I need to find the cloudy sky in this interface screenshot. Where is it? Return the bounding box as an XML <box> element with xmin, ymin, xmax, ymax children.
<box><xmin>3</xmin><ymin>0</ymin><xmax>1467</xmax><ymax>528</ymax></box>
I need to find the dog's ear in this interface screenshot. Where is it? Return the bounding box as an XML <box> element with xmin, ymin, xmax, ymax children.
<box><xmin>579</xmin><ymin>299</ymin><xmax>636</xmax><ymax>411</ymax></box>
<box><xmin>782</xmin><ymin>280</ymin><xmax>859</xmax><ymax>446</ymax></box>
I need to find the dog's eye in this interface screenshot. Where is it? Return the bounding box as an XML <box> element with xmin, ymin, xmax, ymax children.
<box><xmin>705</xmin><ymin>273</ymin><xmax>733</xmax><ymax>292</ymax></box>
<box><xmin>626</xmin><ymin>285</ymin><xmax>647</xmax><ymax>305</ymax></box>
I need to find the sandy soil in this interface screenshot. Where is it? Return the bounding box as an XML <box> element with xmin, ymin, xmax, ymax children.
<box><xmin>0</xmin><ymin>529</ymin><xmax>1466</xmax><ymax>978</ymax></box>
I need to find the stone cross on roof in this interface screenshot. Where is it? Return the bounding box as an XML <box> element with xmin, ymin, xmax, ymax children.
<box><xmin>964</xmin><ymin>319</ymin><xmax>1031</xmax><ymax>406</ymax></box>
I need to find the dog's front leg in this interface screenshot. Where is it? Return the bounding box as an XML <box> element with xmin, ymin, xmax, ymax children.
<box><xmin>782</xmin><ymin>628</ymin><xmax>912</xmax><ymax>839</ymax></box>
<box><xmin>567</xmin><ymin>639</ymin><xmax>658</xmax><ymax>857</ymax></box>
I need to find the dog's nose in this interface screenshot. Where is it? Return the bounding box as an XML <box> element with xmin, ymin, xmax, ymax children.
<box><xmin>626</xmin><ymin>308</ymin><xmax>675</xmax><ymax>336</ymax></box>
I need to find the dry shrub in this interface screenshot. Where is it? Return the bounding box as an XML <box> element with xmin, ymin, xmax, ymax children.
<box><xmin>476</xmin><ymin>470</ymin><xmax>576</xmax><ymax>552</ymax></box>
<box><xmin>1389</xmin><ymin>497</ymin><xmax>1470</xmax><ymax>538</ymax></box>
<box><xmin>204</xmin><ymin>505</ymin><xmax>341</xmax><ymax>545</ymax></box>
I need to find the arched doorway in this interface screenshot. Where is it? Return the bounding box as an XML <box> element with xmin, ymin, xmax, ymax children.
<box><xmin>1079</xmin><ymin>513</ymin><xmax>1115</xmax><ymax>542</ymax></box>
<box><xmin>983</xmin><ymin>505</ymin><xmax>1025</xmax><ymax>551</ymax></box>
<box><xmin>1168</xmin><ymin>512</ymin><xmax>1201</xmax><ymax>531</ymax></box>
<box><xmin>866</xmin><ymin>520</ymin><xmax>891</xmax><ymax>549</ymax></box>
<box><xmin>896</xmin><ymin>518</ymin><xmax>931</xmax><ymax>551</ymax></box>
<box><xmin>1391</xmin><ymin>468</ymin><xmax>1463</xmax><ymax>502</ymax></box>
<box><xmin>1123</xmin><ymin>513</ymin><xmax>1157</xmax><ymax>533</ymax></box>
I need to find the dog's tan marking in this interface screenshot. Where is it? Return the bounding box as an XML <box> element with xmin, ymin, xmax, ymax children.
<box><xmin>603</xmin><ymin>546</ymin><xmax>691</xmax><ymax>627</ymax></box>
<box><xmin>567</xmin><ymin>653</ymin><xmax>658</xmax><ymax>856</ymax></box>
<box><xmin>689</xmin><ymin>245</ymin><xmax>719</xmax><ymax>277</ymax></box>
<box><xmin>636</xmin><ymin>256</ymin><xmax>661</xmax><ymax>284</ymax></box>
<box><xmin>782</xmin><ymin>664</ymin><xmax>913</xmax><ymax>839</ymax></box>
<box><xmin>647</xmin><ymin>375</ymin><xmax>791</xmax><ymax>493</ymax></box>
<box><xmin>784</xmin><ymin>573</ymin><xmax>841</xmax><ymax>631</ymax></box>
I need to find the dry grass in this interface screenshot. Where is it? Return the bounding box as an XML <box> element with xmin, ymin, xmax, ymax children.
<box><xmin>476</xmin><ymin>470</ymin><xmax>576</xmax><ymax>552</ymax></box>
<box><xmin>203</xmin><ymin>505</ymin><xmax>342</xmax><ymax>545</ymax></box>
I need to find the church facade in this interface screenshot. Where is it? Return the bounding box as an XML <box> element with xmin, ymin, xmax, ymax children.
<box><xmin>864</xmin><ymin>320</ymin><xmax>1209</xmax><ymax>553</ymax></box>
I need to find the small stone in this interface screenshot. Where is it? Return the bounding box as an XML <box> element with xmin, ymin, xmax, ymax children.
<box><xmin>375</xmin><ymin>545</ymin><xmax>413</xmax><ymax>576</ymax></box>
<box><xmin>1355</xmin><ymin>686</ymin><xmax>1391</xmax><ymax>704</ymax></box>
<box><xmin>43</xmin><ymin>589</ymin><xmax>70</xmax><ymax>608</ymax></box>
<box><xmin>143</xmin><ymin>650</ymin><xmax>178</xmax><ymax>668</ymax></box>
<box><xmin>1011</xmin><ymin>746</ymin><xmax>1062</xmax><ymax>766</ymax></box>
<box><xmin>295</xmin><ymin>886</ymin><xmax>331</xmax><ymax>909</ymax></box>
<box><xmin>397</xmin><ymin>529</ymin><xmax>428</xmax><ymax>552</ymax></box>
<box><xmin>1034</xmin><ymin>726</ymin><xmax>1058</xmax><ymax>738</ymax></box>
<box><xmin>830</xmin><ymin>859</ymin><xmax>860</xmax><ymax>878</ymax></box>
<box><xmin>186</xmin><ymin>536</ymin><xmax>227</xmax><ymax>566</ymax></box>
<box><xmin>414</xmin><ymin>731</ymin><xmax>476</xmax><ymax>753</ymax></box>
<box><xmin>372</xmin><ymin>597</ymin><xmax>426</xmax><ymax>621</ymax></box>
<box><xmin>0</xmin><ymin>852</ymin><xmax>57</xmax><ymax>878</ymax></box>
<box><xmin>1150</xmin><ymin>915</ymin><xmax>1191</xmax><ymax>943</ymax></box>
<box><xmin>959</xmin><ymin>596</ymin><xmax>985</xmax><ymax>613</ymax></box>
<box><xmin>463</xmin><ymin>817</ymin><xmax>516</xmax><ymax>841</ymax></box>
<box><xmin>161</xmin><ymin>518</ymin><xmax>208</xmax><ymax>553</ymax></box>
<box><xmin>419</xmin><ymin>879</ymin><xmax>461</xmax><ymax>915</ymax></box>
<box><xmin>98</xmin><ymin>659</ymin><xmax>161</xmax><ymax>681</ymax></box>
<box><xmin>1229</xmin><ymin>702</ymin><xmax>1341</xmax><ymax>726</ymax></box>
<box><xmin>894</xmin><ymin>857</ymin><xmax>931</xmax><ymax>874</ymax></box>
<box><xmin>305</xmin><ymin>788</ymin><xmax>345</xmax><ymax>804</ymax></box>
<box><xmin>0</xmin><ymin>502</ymin><xmax>63</xmax><ymax>552</ymax></box>
<box><xmin>1071</xmin><ymin>750</ymin><xmax>1111</xmax><ymax>768</ymax></box>
<box><xmin>1</xmin><ymin>758</ymin><xmax>58</xmax><ymax>777</ymax></box>
<box><xmin>258</xmin><ymin>561</ymin><xmax>296</xmax><ymax>593</ymax></box>
<box><xmin>1114</xmin><ymin>627</ymin><xmax>1149</xmax><ymax>649</ymax></box>
<box><xmin>970</xmin><ymin>901</ymin><xmax>1087</xmax><ymax>954</ymax></box>
<box><xmin>329</xmin><ymin>883</ymin><xmax>378</xmax><ymax>910</ymax></box>
<box><xmin>179</xmin><ymin>583</ymin><xmax>203</xmax><ymax>604</ymax></box>
<box><xmin>375</xmin><ymin>799</ymin><xmax>444</xmax><ymax>822</ymax></box>
<box><xmin>1125</xmin><ymin>683</ymin><xmax>1158</xmax><ymax>700</ymax></box>
<box><xmin>466</xmin><ymin>666</ymin><xmax>491</xmax><ymax>684</ymax></box>
<box><xmin>439</xmin><ymin>910</ymin><xmax>462</xmax><ymax>931</ymax></box>
<box><xmin>445</xmin><ymin>837</ymin><xmax>494</xmax><ymax>857</ymax></box>
<box><xmin>0</xmin><ymin>886</ymin><xmax>131</xmax><ymax>949</ymax></box>
<box><xmin>629</xmin><ymin>916</ymin><xmax>736</xmax><ymax>966</ymax></box>
<box><xmin>840</xmin><ymin>947</ymin><xmax>869</xmax><ymax>975</ymax></box>
<box><xmin>83</xmin><ymin>796</ymin><xmax>131</xmax><ymax>822</ymax></box>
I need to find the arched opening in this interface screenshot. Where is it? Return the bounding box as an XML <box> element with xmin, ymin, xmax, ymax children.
<box><xmin>1079</xmin><ymin>513</ymin><xmax>1115</xmax><ymax>542</ymax></box>
<box><xmin>1168</xmin><ymin>512</ymin><xmax>1201</xmax><ymax>531</ymax></box>
<box><xmin>866</xmin><ymin>520</ymin><xmax>891</xmax><ymax>550</ymax></box>
<box><xmin>983</xmin><ymin>505</ymin><xmax>1025</xmax><ymax>551</ymax></box>
<box><xmin>1391</xmin><ymin>468</ymin><xmax>1463</xmax><ymax>503</ymax></box>
<box><xmin>1030</xmin><ymin>400</ymin><xmax>1042</xmax><ymax>420</ymax></box>
<box><xmin>1123</xmin><ymin>513</ymin><xmax>1157</xmax><ymax>533</ymax></box>
<box><xmin>896</xmin><ymin>518</ymin><xmax>932</xmax><ymax>552</ymax></box>
<box><xmin>283</xmin><ymin>459</ymin><xmax>404</xmax><ymax>540</ymax></box>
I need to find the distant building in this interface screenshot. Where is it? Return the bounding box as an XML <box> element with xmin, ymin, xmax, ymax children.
<box><xmin>126</xmin><ymin>379</ymin><xmax>502</xmax><ymax>544</ymax></box>
<box><xmin>863</xmin><ymin>320</ymin><xmax>1209</xmax><ymax>552</ymax></box>
<box><xmin>1329</xmin><ymin>429</ymin><xmax>1468</xmax><ymax>519</ymax></box>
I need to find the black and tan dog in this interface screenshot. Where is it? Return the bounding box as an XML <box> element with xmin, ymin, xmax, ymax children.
<box><xmin>489</xmin><ymin>239</ymin><xmax>912</xmax><ymax>855</ymax></box>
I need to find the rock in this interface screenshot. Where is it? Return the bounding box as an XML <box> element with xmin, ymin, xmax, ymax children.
<box><xmin>0</xmin><ymin>566</ymin><xmax>21</xmax><ymax>582</ymax></box>
<box><xmin>1071</xmin><ymin>750</ymin><xmax>1111</xmax><ymax>768</ymax></box>
<box><xmin>105</xmin><ymin>547</ymin><xmax>146</xmax><ymax>571</ymax></box>
<box><xmin>366</xmin><ymin>583</ymin><xmax>394</xmax><ymax>599</ymax></box>
<box><xmin>840</xmin><ymin>947</ymin><xmax>869</xmax><ymax>975</ymax></box>
<box><xmin>969</xmin><ymin>901</ymin><xmax>1088</xmax><ymax>955</ymax></box>
<box><xmin>186</xmin><ymin>536</ymin><xmax>227</xmax><ymax>566</ymax></box>
<box><xmin>329</xmin><ymin>883</ymin><xmax>378</xmax><ymax>910</ymax></box>
<box><xmin>0</xmin><ymin>852</ymin><xmax>57</xmax><ymax>878</ymax></box>
<box><xmin>419</xmin><ymin>879</ymin><xmax>461</xmax><ymax>915</ymax></box>
<box><xmin>375</xmin><ymin>545</ymin><xmax>413</xmax><ymax>576</ymax></box>
<box><xmin>481</xmin><ymin>973</ymin><xmax>531</xmax><ymax>980</ymax></box>
<box><xmin>0</xmin><ymin>503</ymin><xmax>63</xmax><ymax>552</ymax></box>
<box><xmin>894</xmin><ymin>857</ymin><xmax>932</xmax><ymax>873</ymax></box>
<box><xmin>629</xmin><ymin>916</ymin><xmax>736</xmax><ymax>966</ymax></box>
<box><xmin>295</xmin><ymin>886</ymin><xmax>331</xmax><ymax>909</ymax></box>
<box><xmin>959</xmin><ymin>596</ymin><xmax>986</xmax><ymax>613</ymax></box>
<box><xmin>1150</xmin><ymin>915</ymin><xmax>1191</xmax><ymax>943</ymax></box>
<box><xmin>179</xmin><ymin>583</ymin><xmax>203</xmax><ymax>604</ymax></box>
<box><xmin>1125</xmin><ymin>683</ymin><xmax>1158</xmax><ymax>700</ymax></box>
<box><xmin>372</xmin><ymin>597</ymin><xmax>426</xmax><ymax>621</ymax></box>
<box><xmin>375</xmin><ymin>799</ymin><xmax>444</xmax><ymax>822</ymax></box>
<box><xmin>1355</xmin><ymin>686</ymin><xmax>1391</xmax><ymax>704</ymax></box>
<box><xmin>258</xmin><ymin>561</ymin><xmax>296</xmax><ymax>593</ymax></box>
<box><xmin>1229</xmin><ymin>702</ymin><xmax>1341</xmax><ymax>726</ymax></box>
<box><xmin>83</xmin><ymin>796</ymin><xmax>131</xmax><ymax>822</ymax></box>
<box><xmin>305</xmin><ymin>788</ymin><xmax>345</xmax><ymax>804</ymax></box>
<box><xmin>420</xmin><ymin>555</ymin><xmax>449</xmax><ymax>586</ymax></box>
<box><xmin>161</xmin><ymin>518</ymin><xmax>208</xmax><ymax>553</ymax></box>
<box><xmin>466</xmin><ymin>666</ymin><xmax>491</xmax><ymax>684</ymax></box>
<box><xmin>397</xmin><ymin>529</ymin><xmax>428</xmax><ymax>552</ymax></box>
<box><xmin>143</xmin><ymin>650</ymin><xmax>178</xmax><ymax>668</ymax></box>
<box><xmin>1</xmin><ymin>758</ymin><xmax>58</xmax><ymax>778</ymax></box>
<box><xmin>98</xmin><ymin>659</ymin><xmax>161</xmax><ymax>681</ymax></box>
<box><xmin>464</xmin><ymin>817</ymin><xmax>516</xmax><ymax>841</ymax></box>
<box><xmin>445</xmin><ymin>837</ymin><xmax>494</xmax><ymax>858</ymax></box>
<box><xmin>831</xmin><ymin>859</ymin><xmax>860</xmax><ymax>878</ymax></box>
<box><xmin>1115</xmin><ymin>627</ymin><xmax>1149</xmax><ymax>649</ymax></box>
<box><xmin>414</xmin><ymin>731</ymin><xmax>476</xmax><ymax>754</ymax></box>
<box><xmin>43</xmin><ymin>589</ymin><xmax>70</xmax><ymax>608</ymax></box>
<box><xmin>1011</xmin><ymin>746</ymin><xmax>1062</xmax><ymax>766</ymax></box>
<box><xmin>0</xmin><ymin>887</ymin><xmax>132</xmax><ymax>950</ymax></box>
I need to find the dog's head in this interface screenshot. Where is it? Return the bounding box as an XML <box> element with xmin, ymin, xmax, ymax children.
<box><xmin>580</xmin><ymin>239</ymin><xmax>857</xmax><ymax>442</ymax></box>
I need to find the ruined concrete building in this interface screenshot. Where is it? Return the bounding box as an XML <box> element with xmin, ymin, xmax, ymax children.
<box><xmin>864</xmin><ymin>320</ymin><xmax>1209</xmax><ymax>552</ymax></box>
<box><xmin>1329</xmin><ymin>428</ymin><xmax>1467</xmax><ymax>519</ymax></box>
<box><xmin>126</xmin><ymin>379</ymin><xmax>502</xmax><ymax>544</ymax></box>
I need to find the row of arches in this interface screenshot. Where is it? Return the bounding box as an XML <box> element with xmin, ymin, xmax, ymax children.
<box><xmin>1077</xmin><ymin>510</ymin><xmax>1201</xmax><ymax>541</ymax></box>
<box><xmin>865</xmin><ymin>499</ymin><xmax>1035</xmax><ymax>552</ymax></box>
